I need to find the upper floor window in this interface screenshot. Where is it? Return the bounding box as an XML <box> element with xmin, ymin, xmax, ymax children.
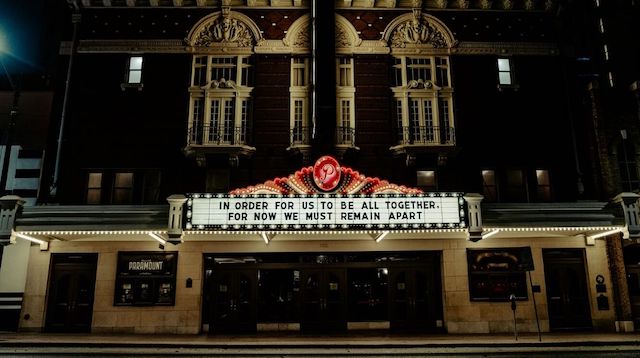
<box><xmin>127</xmin><ymin>56</ymin><xmax>143</xmax><ymax>84</ymax></box>
<box><xmin>497</xmin><ymin>58</ymin><xmax>514</xmax><ymax>86</ymax></box>
<box><xmin>85</xmin><ymin>171</ymin><xmax>161</xmax><ymax>205</ymax></box>
<box><xmin>417</xmin><ymin>170</ymin><xmax>437</xmax><ymax>191</ymax></box>
<box><xmin>191</xmin><ymin>56</ymin><xmax>252</xmax><ymax>87</ymax></box>
<box><xmin>142</xmin><ymin>171</ymin><xmax>162</xmax><ymax>204</ymax></box>
<box><xmin>86</xmin><ymin>173</ymin><xmax>102</xmax><ymax>205</ymax></box>
<box><xmin>618</xmin><ymin>139</ymin><xmax>640</xmax><ymax>191</ymax></box>
<box><xmin>337</xmin><ymin>57</ymin><xmax>354</xmax><ymax>87</ymax></box>
<box><xmin>505</xmin><ymin>169</ymin><xmax>526</xmax><ymax>202</ymax></box>
<box><xmin>290</xmin><ymin>57</ymin><xmax>311</xmax><ymax>147</ymax></box>
<box><xmin>482</xmin><ymin>170</ymin><xmax>498</xmax><ymax>202</ymax></box>
<box><xmin>392</xmin><ymin>56</ymin><xmax>455</xmax><ymax>147</ymax></box>
<box><xmin>536</xmin><ymin>170</ymin><xmax>551</xmax><ymax>201</ymax></box>
<box><xmin>188</xmin><ymin>55</ymin><xmax>253</xmax><ymax>147</ymax></box>
<box><xmin>113</xmin><ymin>172</ymin><xmax>134</xmax><ymax>204</ymax></box>
<box><xmin>206</xmin><ymin>169</ymin><xmax>230</xmax><ymax>192</ymax></box>
<box><xmin>336</xmin><ymin>57</ymin><xmax>356</xmax><ymax>147</ymax></box>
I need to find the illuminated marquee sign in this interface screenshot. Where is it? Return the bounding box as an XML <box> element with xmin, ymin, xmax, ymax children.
<box><xmin>184</xmin><ymin>156</ymin><xmax>466</xmax><ymax>231</ymax></box>
<box><xmin>186</xmin><ymin>193</ymin><xmax>465</xmax><ymax>230</ymax></box>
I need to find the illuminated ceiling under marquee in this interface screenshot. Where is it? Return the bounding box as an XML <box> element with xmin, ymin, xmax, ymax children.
<box><xmin>186</xmin><ymin>156</ymin><xmax>465</xmax><ymax>231</ymax></box>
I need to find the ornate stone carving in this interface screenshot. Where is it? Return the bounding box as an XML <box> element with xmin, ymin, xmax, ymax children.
<box><xmin>545</xmin><ymin>0</ymin><xmax>556</xmax><ymax>11</ymax></box>
<box><xmin>479</xmin><ymin>0</ymin><xmax>493</xmax><ymax>9</ymax></box>
<box><xmin>335</xmin><ymin>25</ymin><xmax>350</xmax><ymax>48</ymax></box>
<box><xmin>201</xmin><ymin>78</ymin><xmax>237</xmax><ymax>89</ymax></box>
<box><xmin>193</xmin><ymin>14</ymin><xmax>254</xmax><ymax>47</ymax></box>
<box><xmin>501</xmin><ymin>0</ymin><xmax>514</xmax><ymax>10</ymax></box>
<box><xmin>293</xmin><ymin>26</ymin><xmax>310</xmax><ymax>48</ymax></box>
<box><xmin>435</xmin><ymin>0</ymin><xmax>447</xmax><ymax>8</ymax></box>
<box><xmin>407</xmin><ymin>79</ymin><xmax>440</xmax><ymax>90</ymax></box>
<box><xmin>524</xmin><ymin>0</ymin><xmax>537</xmax><ymax>10</ymax></box>
<box><xmin>390</xmin><ymin>14</ymin><xmax>449</xmax><ymax>48</ymax></box>
<box><xmin>457</xmin><ymin>0</ymin><xmax>470</xmax><ymax>9</ymax></box>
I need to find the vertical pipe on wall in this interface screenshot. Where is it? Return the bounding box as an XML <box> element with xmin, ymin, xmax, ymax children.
<box><xmin>311</xmin><ymin>0</ymin><xmax>317</xmax><ymax>140</ymax></box>
<box><xmin>50</xmin><ymin>2</ymin><xmax>81</xmax><ymax>199</ymax></box>
<box><xmin>311</xmin><ymin>0</ymin><xmax>335</xmax><ymax>158</ymax></box>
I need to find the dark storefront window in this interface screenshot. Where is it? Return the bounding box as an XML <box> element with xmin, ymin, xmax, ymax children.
<box><xmin>114</xmin><ymin>252</ymin><xmax>177</xmax><ymax>306</ymax></box>
<box><xmin>347</xmin><ymin>268</ymin><xmax>389</xmax><ymax>321</ymax></box>
<box><xmin>467</xmin><ymin>248</ymin><xmax>530</xmax><ymax>301</ymax></box>
<box><xmin>258</xmin><ymin>269</ymin><xmax>300</xmax><ymax>322</ymax></box>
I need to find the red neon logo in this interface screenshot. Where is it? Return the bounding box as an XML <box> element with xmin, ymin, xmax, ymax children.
<box><xmin>313</xmin><ymin>156</ymin><xmax>341</xmax><ymax>192</ymax></box>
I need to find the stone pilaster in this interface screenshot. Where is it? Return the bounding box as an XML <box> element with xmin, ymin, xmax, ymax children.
<box><xmin>463</xmin><ymin>193</ymin><xmax>483</xmax><ymax>241</ymax></box>
<box><xmin>167</xmin><ymin>194</ymin><xmax>188</xmax><ymax>243</ymax></box>
<box><xmin>0</xmin><ymin>195</ymin><xmax>25</xmax><ymax>246</ymax></box>
<box><xmin>605</xmin><ymin>233</ymin><xmax>634</xmax><ymax>332</ymax></box>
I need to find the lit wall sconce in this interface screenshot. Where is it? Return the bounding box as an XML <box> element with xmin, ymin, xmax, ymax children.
<box><xmin>12</xmin><ymin>231</ymin><xmax>49</xmax><ymax>251</ymax></box>
<box><xmin>148</xmin><ymin>232</ymin><xmax>167</xmax><ymax>247</ymax></box>
<box><xmin>372</xmin><ymin>231</ymin><xmax>389</xmax><ymax>243</ymax></box>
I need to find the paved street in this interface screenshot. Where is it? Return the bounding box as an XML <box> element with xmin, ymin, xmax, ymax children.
<box><xmin>1</xmin><ymin>347</ymin><xmax>639</xmax><ymax>357</ymax></box>
<box><xmin>1</xmin><ymin>332</ymin><xmax>639</xmax><ymax>357</ymax></box>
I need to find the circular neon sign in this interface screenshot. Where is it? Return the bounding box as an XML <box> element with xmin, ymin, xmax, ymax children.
<box><xmin>313</xmin><ymin>156</ymin><xmax>341</xmax><ymax>192</ymax></box>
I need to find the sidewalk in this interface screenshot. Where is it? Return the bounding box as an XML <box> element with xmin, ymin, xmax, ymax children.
<box><xmin>1</xmin><ymin>331</ymin><xmax>639</xmax><ymax>348</ymax></box>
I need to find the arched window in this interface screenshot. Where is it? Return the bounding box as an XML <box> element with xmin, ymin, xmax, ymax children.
<box><xmin>383</xmin><ymin>11</ymin><xmax>457</xmax><ymax>158</ymax></box>
<box><xmin>184</xmin><ymin>11</ymin><xmax>262</xmax><ymax>163</ymax></box>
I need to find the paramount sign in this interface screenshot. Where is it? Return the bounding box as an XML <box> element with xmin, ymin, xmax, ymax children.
<box><xmin>185</xmin><ymin>193</ymin><xmax>465</xmax><ymax>230</ymax></box>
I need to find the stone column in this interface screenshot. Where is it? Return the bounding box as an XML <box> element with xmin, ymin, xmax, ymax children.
<box><xmin>605</xmin><ymin>233</ymin><xmax>634</xmax><ymax>332</ymax></box>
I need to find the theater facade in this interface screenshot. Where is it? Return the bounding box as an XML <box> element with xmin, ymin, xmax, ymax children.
<box><xmin>3</xmin><ymin>155</ymin><xmax>637</xmax><ymax>334</ymax></box>
<box><xmin>2</xmin><ymin>0</ymin><xmax>640</xmax><ymax>336</ymax></box>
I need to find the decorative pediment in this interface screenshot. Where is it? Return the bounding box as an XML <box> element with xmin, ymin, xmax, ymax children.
<box><xmin>383</xmin><ymin>11</ymin><xmax>457</xmax><ymax>50</ymax></box>
<box><xmin>335</xmin><ymin>14</ymin><xmax>363</xmax><ymax>50</ymax></box>
<box><xmin>230</xmin><ymin>156</ymin><xmax>422</xmax><ymax>195</ymax></box>
<box><xmin>282</xmin><ymin>14</ymin><xmax>311</xmax><ymax>52</ymax></box>
<box><xmin>186</xmin><ymin>11</ymin><xmax>263</xmax><ymax>50</ymax></box>
<box><xmin>282</xmin><ymin>14</ymin><xmax>364</xmax><ymax>54</ymax></box>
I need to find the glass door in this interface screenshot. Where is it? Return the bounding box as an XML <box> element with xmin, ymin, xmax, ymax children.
<box><xmin>389</xmin><ymin>267</ymin><xmax>440</xmax><ymax>331</ymax></box>
<box><xmin>300</xmin><ymin>268</ymin><xmax>347</xmax><ymax>332</ymax></box>
<box><xmin>45</xmin><ymin>255</ymin><xmax>98</xmax><ymax>333</ymax></box>
<box><xmin>543</xmin><ymin>249</ymin><xmax>592</xmax><ymax>330</ymax></box>
<box><xmin>210</xmin><ymin>269</ymin><xmax>257</xmax><ymax>333</ymax></box>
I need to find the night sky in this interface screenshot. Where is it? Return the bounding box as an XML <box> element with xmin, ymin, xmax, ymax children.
<box><xmin>0</xmin><ymin>0</ymin><xmax>50</xmax><ymax>74</ymax></box>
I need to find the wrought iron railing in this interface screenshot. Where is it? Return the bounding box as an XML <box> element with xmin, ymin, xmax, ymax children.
<box><xmin>290</xmin><ymin>126</ymin><xmax>311</xmax><ymax>146</ymax></box>
<box><xmin>336</xmin><ymin>126</ymin><xmax>356</xmax><ymax>146</ymax></box>
<box><xmin>188</xmin><ymin>123</ymin><xmax>250</xmax><ymax>146</ymax></box>
<box><xmin>396</xmin><ymin>126</ymin><xmax>455</xmax><ymax>145</ymax></box>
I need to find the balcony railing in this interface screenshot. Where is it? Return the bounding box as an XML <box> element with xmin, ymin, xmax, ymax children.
<box><xmin>188</xmin><ymin>123</ymin><xmax>249</xmax><ymax>146</ymax></box>
<box><xmin>396</xmin><ymin>126</ymin><xmax>455</xmax><ymax>145</ymax></box>
<box><xmin>290</xmin><ymin>126</ymin><xmax>312</xmax><ymax>146</ymax></box>
<box><xmin>336</xmin><ymin>126</ymin><xmax>356</xmax><ymax>146</ymax></box>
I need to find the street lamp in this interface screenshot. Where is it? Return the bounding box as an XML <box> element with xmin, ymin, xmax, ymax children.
<box><xmin>0</xmin><ymin>30</ymin><xmax>20</xmax><ymax>196</ymax></box>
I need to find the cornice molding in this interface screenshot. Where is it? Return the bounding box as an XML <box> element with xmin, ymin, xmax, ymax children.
<box><xmin>62</xmin><ymin>39</ymin><xmax>557</xmax><ymax>56</ymax></box>
<box><xmin>65</xmin><ymin>39</ymin><xmax>186</xmax><ymax>53</ymax></box>
<box><xmin>78</xmin><ymin>0</ymin><xmax>556</xmax><ymax>11</ymax></box>
<box><xmin>453</xmin><ymin>41</ymin><xmax>558</xmax><ymax>55</ymax></box>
